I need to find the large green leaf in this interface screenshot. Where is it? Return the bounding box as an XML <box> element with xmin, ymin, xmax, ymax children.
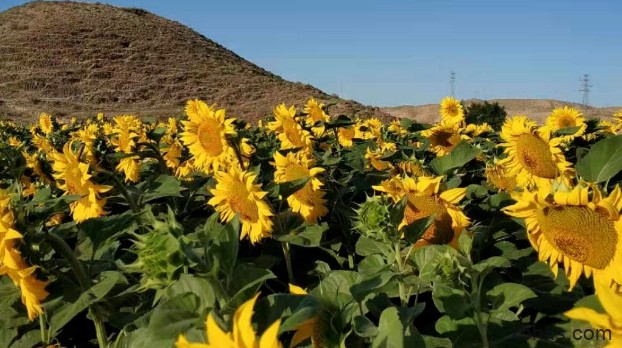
<box><xmin>48</xmin><ymin>271</ymin><xmax>126</xmax><ymax>337</ymax></box>
<box><xmin>576</xmin><ymin>134</ymin><xmax>622</xmax><ymax>182</ymax></box>
<box><xmin>486</xmin><ymin>283</ymin><xmax>537</xmax><ymax>313</ymax></box>
<box><xmin>430</xmin><ymin>141</ymin><xmax>481</xmax><ymax>175</ymax></box>
<box><xmin>371</xmin><ymin>307</ymin><xmax>424</xmax><ymax>348</ymax></box>
<box><xmin>140</xmin><ymin>174</ymin><xmax>183</xmax><ymax>203</ymax></box>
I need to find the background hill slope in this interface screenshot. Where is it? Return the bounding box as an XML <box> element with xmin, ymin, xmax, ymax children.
<box><xmin>0</xmin><ymin>1</ymin><xmax>388</xmax><ymax>121</ymax></box>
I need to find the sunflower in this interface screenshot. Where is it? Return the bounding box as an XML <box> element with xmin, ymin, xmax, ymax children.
<box><xmin>421</xmin><ymin>120</ymin><xmax>465</xmax><ymax>156</ymax></box>
<box><xmin>440</xmin><ymin>97</ymin><xmax>464</xmax><ymax>124</ymax></box>
<box><xmin>304</xmin><ymin>98</ymin><xmax>330</xmax><ymax>137</ymax></box>
<box><xmin>162</xmin><ymin>140</ymin><xmax>183</xmax><ymax>170</ymax></box>
<box><xmin>272</xmin><ymin>151</ymin><xmax>328</xmax><ymax>224</ymax></box>
<box><xmin>375</xmin><ymin>176</ymin><xmax>469</xmax><ymax>248</ymax></box>
<box><xmin>73</xmin><ymin>123</ymin><xmax>100</xmax><ymax>165</ymax></box>
<box><xmin>565</xmin><ymin>279</ymin><xmax>622</xmax><ymax>346</ymax></box>
<box><xmin>288</xmin><ymin>284</ymin><xmax>323</xmax><ymax>348</ymax></box>
<box><xmin>387</xmin><ymin>120</ymin><xmax>408</xmax><ymax>136</ymax></box>
<box><xmin>365</xmin><ymin>147</ymin><xmax>393</xmax><ymax>171</ymax></box>
<box><xmin>355</xmin><ymin>119</ymin><xmax>382</xmax><ymax>141</ymax></box>
<box><xmin>267</xmin><ymin>104</ymin><xmax>314</xmax><ymax>152</ymax></box>
<box><xmin>31</xmin><ymin>134</ymin><xmax>54</xmax><ymax>154</ymax></box>
<box><xmin>51</xmin><ymin>142</ymin><xmax>111</xmax><ymax>222</ymax></box>
<box><xmin>0</xmin><ymin>189</ymin><xmax>48</xmax><ymax>320</ymax></box>
<box><xmin>337</xmin><ymin>126</ymin><xmax>356</xmax><ymax>148</ymax></box>
<box><xmin>372</xmin><ymin>177</ymin><xmax>405</xmax><ymax>202</ymax></box>
<box><xmin>503</xmin><ymin>185</ymin><xmax>622</xmax><ymax>290</ymax></box>
<box><xmin>485</xmin><ymin>163</ymin><xmax>517</xmax><ymax>192</ymax></box>
<box><xmin>8</xmin><ymin>136</ymin><xmax>22</xmax><ymax>148</ymax></box>
<box><xmin>175</xmin><ymin>294</ymin><xmax>283</xmax><ymax>348</ymax></box>
<box><xmin>544</xmin><ymin>106</ymin><xmax>586</xmax><ymax>141</ymax></box>
<box><xmin>208</xmin><ymin>166</ymin><xmax>274</xmax><ymax>244</ymax></box>
<box><xmin>38</xmin><ymin>113</ymin><xmax>54</xmax><ymax>135</ymax></box>
<box><xmin>396</xmin><ymin>158</ymin><xmax>428</xmax><ymax>177</ymax></box>
<box><xmin>22</xmin><ymin>151</ymin><xmax>51</xmax><ymax>184</ymax></box>
<box><xmin>180</xmin><ymin>99</ymin><xmax>238</xmax><ymax>173</ymax></box>
<box><xmin>497</xmin><ymin>115</ymin><xmax>571</xmax><ymax>190</ymax></box>
<box><xmin>464</xmin><ymin>123</ymin><xmax>493</xmax><ymax>138</ymax></box>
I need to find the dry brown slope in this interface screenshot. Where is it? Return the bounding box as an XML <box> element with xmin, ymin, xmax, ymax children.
<box><xmin>0</xmin><ymin>1</ymin><xmax>388</xmax><ymax>122</ymax></box>
<box><xmin>383</xmin><ymin>99</ymin><xmax>622</xmax><ymax>124</ymax></box>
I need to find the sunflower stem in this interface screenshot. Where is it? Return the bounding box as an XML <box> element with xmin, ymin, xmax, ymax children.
<box><xmin>45</xmin><ymin>231</ymin><xmax>108</xmax><ymax>348</ymax></box>
<box><xmin>394</xmin><ymin>242</ymin><xmax>407</xmax><ymax>307</ymax></box>
<box><xmin>282</xmin><ymin>242</ymin><xmax>295</xmax><ymax>284</ymax></box>
<box><xmin>106</xmin><ymin>171</ymin><xmax>140</xmax><ymax>214</ymax></box>
<box><xmin>39</xmin><ymin>312</ymin><xmax>49</xmax><ymax>345</ymax></box>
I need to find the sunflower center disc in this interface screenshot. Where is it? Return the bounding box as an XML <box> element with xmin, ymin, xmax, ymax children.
<box><xmin>558</xmin><ymin>116</ymin><xmax>576</xmax><ymax>128</ymax></box>
<box><xmin>431</xmin><ymin>130</ymin><xmax>456</xmax><ymax>148</ymax></box>
<box><xmin>516</xmin><ymin>134</ymin><xmax>557</xmax><ymax>178</ymax></box>
<box><xmin>228</xmin><ymin>186</ymin><xmax>259</xmax><ymax>222</ymax></box>
<box><xmin>197</xmin><ymin>122</ymin><xmax>223</xmax><ymax>156</ymax></box>
<box><xmin>537</xmin><ymin>206</ymin><xmax>617</xmax><ymax>269</ymax></box>
<box><xmin>405</xmin><ymin>194</ymin><xmax>454</xmax><ymax>244</ymax></box>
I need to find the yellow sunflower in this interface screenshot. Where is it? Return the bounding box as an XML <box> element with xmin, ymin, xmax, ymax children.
<box><xmin>267</xmin><ymin>104</ymin><xmax>314</xmax><ymax>152</ymax></box>
<box><xmin>162</xmin><ymin>140</ymin><xmax>183</xmax><ymax>170</ymax></box>
<box><xmin>73</xmin><ymin>123</ymin><xmax>100</xmax><ymax>165</ymax></box>
<box><xmin>421</xmin><ymin>120</ymin><xmax>465</xmax><ymax>156</ymax></box>
<box><xmin>337</xmin><ymin>126</ymin><xmax>356</xmax><ymax>148</ymax></box>
<box><xmin>110</xmin><ymin>116</ymin><xmax>143</xmax><ymax>182</ymax></box>
<box><xmin>208</xmin><ymin>166</ymin><xmax>274</xmax><ymax>244</ymax></box>
<box><xmin>51</xmin><ymin>142</ymin><xmax>111</xmax><ymax>222</ymax></box>
<box><xmin>372</xmin><ymin>177</ymin><xmax>405</xmax><ymax>202</ymax></box>
<box><xmin>272</xmin><ymin>151</ymin><xmax>328</xmax><ymax>224</ymax></box>
<box><xmin>175</xmin><ymin>293</ymin><xmax>283</xmax><ymax>348</ymax></box>
<box><xmin>440</xmin><ymin>97</ymin><xmax>464</xmax><ymax>124</ymax></box>
<box><xmin>485</xmin><ymin>163</ymin><xmax>517</xmax><ymax>192</ymax></box>
<box><xmin>503</xmin><ymin>185</ymin><xmax>622</xmax><ymax>290</ymax></box>
<box><xmin>376</xmin><ymin>176</ymin><xmax>469</xmax><ymax>249</ymax></box>
<box><xmin>8</xmin><ymin>136</ymin><xmax>22</xmax><ymax>148</ymax></box>
<box><xmin>180</xmin><ymin>99</ymin><xmax>238</xmax><ymax>173</ymax></box>
<box><xmin>464</xmin><ymin>123</ymin><xmax>493</xmax><ymax>138</ymax></box>
<box><xmin>355</xmin><ymin>119</ymin><xmax>382</xmax><ymax>141</ymax></box>
<box><xmin>387</xmin><ymin>120</ymin><xmax>408</xmax><ymax>136</ymax></box>
<box><xmin>565</xmin><ymin>279</ymin><xmax>622</xmax><ymax>346</ymax></box>
<box><xmin>38</xmin><ymin>113</ymin><xmax>54</xmax><ymax>135</ymax></box>
<box><xmin>0</xmin><ymin>189</ymin><xmax>48</xmax><ymax>320</ymax></box>
<box><xmin>497</xmin><ymin>115</ymin><xmax>572</xmax><ymax>190</ymax></box>
<box><xmin>544</xmin><ymin>106</ymin><xmax>586</xmax><ymax>141</ymax></box>
<box><xmin>396</xmin><ymin>158</ymin><xmax>428</xmax><ymax>177</ymax></box>
<box><xmin>365</xmin><ymin>147</ymin><xmax>393</xmax><ymax>171</ymax></box>
<box><xmin>304</xmin><ymin>98</ymin><xmax>330</xmax><ymax>137</ymax></box>
<box><xmin>288</xmin><ymin>284</ymin><xmax>323</xmax><ymax>348</ymax></box>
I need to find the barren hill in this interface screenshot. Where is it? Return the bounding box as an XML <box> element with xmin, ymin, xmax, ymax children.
<box><xmin>383</xmin><ymin>99</ymin><xmax>622</xmax><ymax>124</ymax></box>
<box><xmin>0</xmin><ymin>1</ymin><xmax>388</xmax><ymax>122</ymax></box>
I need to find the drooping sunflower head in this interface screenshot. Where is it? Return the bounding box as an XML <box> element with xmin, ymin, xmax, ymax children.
<box><xmin>180</xmin><ymin>99</ymin><xmax>237</xmax><ymax>173</ymax></box>
<box><xmin>498</xmin><ymin>115</ymin><xmax>572</xmax><ymax>189</ymax></box>
<box><xmin>398</xmin><ymin>176</ymin><xmax>470</xmax><ymax>249</ymax></box>
<box><xmin>503</xmin><ymin>185</ymin><xmax>622</xmax><ymax>290</ymax></box>
<box><xmin>304</xmin><ymin>98</ymin><xmax>330</xmax><ymax>136</ymax></box>
<box><xmin>272</xmin><ymin>151</ymin><xmax>327</xmax><ymax>224</ymax></box>
<box><xmin>267</xmin><ymin>104</ymin><xmax>314</xmax><ymax>151</ymax></box>
<box><xmin>485</xmin><ymin>163</ymin><xmax>517</xmax><ymax>192</ymax></box>
<box><xmin>208</xmin><ymin>166</ymin><xmax>274</xmax><ymax>244</ymax></box>
<box><xmin>38</xmin><ymin>113</ymin><xmax>54</xmax><ymax>135</ymax></box>
<box><xmin>421</xmin><ymin>120</ymin><xmax>465</xmax><ymax>157</ymax></box>
<box><xmin>544</xmin><ymin>106</ymin><xmax>586</xmax><ymax>141</ymax></box>
<box><xmin>440</xmin><ymin>97</ymin><xmax>464</xmax><ymax>124</ymax></box>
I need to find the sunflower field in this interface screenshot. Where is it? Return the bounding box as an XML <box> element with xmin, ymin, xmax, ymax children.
<box><xmin>1</xmin><ymin>97</ymin><xmax>622</xmax><ymax>348</ymax></box>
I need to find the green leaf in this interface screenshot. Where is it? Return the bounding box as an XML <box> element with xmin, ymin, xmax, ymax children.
<box><xmin>432</xmin><ymin>283</ymin><xmax>470</xmax><ymax>319</ymax></box>
<box><xmin>165</xmin><ymin>274</ymin><xmax>217</xmax><ymax>311</ymax></box>
<box><xmin>430</xmin><ymin>141</ymin><xmax>481</xmax><ymax>175</ymax></box>
<box><xmin>350</xmin><ymin>271</ymin><xmax>397</xmax><ymax>302</ymax></box>
<box><xmin>311</xmin><ymin>271</ymin><xmax>361</xmax><ymax>309</ymax></box>
<box><xmin>204</xmin><ymin>213</ymin><xmax>240</xmax><ymax>277</ymax></box>
<box><xmin>254</xmin><ymin>294</ymin><xmax>321</xmax><ymax>334</ymax></box>
<box><xmin>486</xmin><ymin>283</ymin><xmax>537</xmax><ymax>312</ymax></box>
<box><xmin>358</xmin><ymin>254</ymin><xmax>389</xmax><ymax>276</ymax></box>
<box><xmin>144</xmin><ymin>293</ymin><xmax>204</xmax><ymax>346</ymax></box>
<box><xmin>402</xmin><ymin>215</ymin><xmax>435</xmax><ymax>244</ymax></box>
<box><xmin>325</xmin><ymin>114</ymin><xmax>355</xmax><ymax>129</ymax></box>
<box><xmin>576</xmin><ymin>134</ymin><xmax>622</xmax><ymax>182</ymax></box>
<box><xmin>371</xmin><ymin>307</ymin><xmax>424</xmax><ymax>348</ymax></box>
<box><xmin>274</xmin><ymin>222</ymin><xmax>326</xmax><ymax>247</ymax></box>
<box><xmin>48</xmin><ymin>271</ymin><xmax>126</xmax><ymax>337</ymax></box>
<box><xmin>223</xmin><ymin>264</ymin><xmax>276</xmax><ymax>314</ymax></box>
<box><xmin>353</xmin><ymin>315</ymin><xmax>378</xmax><ymax>338</ymax></box>
<box><xmin>355</xmin><ymin>236</ymin><xmax>393</xmax><ymax>257</ymax></box>
<box><xmin>274</xmin><ymin>177</ymin><xmax>310</xmax><ymax>198</ymax></box>
<box><xmin>140</xmin><ymin>175</ymin><xmax>182</xmax><ymax>203</ymax></box>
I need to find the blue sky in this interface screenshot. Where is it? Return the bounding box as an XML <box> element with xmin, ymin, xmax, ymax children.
<box><xmin>2</xmin><ymin>0</ymin><xmax>621</xmax><ymax>106</ymax></box>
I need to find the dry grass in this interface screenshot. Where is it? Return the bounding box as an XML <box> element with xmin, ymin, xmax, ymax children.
<box><xmin>0</xmin><ymin>1</ymin><xmax>389</xmax><ymax>122</ymax></box>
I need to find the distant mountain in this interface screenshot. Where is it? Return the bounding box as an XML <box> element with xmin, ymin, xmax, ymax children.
<box><xmin>383</xmin><ymin>99</ymin><xmax>621</xmax><ymax>124</ymax></box>
<box><xmin>0</xmin><ymin>1</ymin><xmax>389</xmax><ymax>121</ymax></box>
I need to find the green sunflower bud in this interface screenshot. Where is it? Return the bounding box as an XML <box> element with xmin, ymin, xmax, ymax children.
<box><xmin>353</xmin><ymin>195</ymin><xmax>392</xmax><ymax>241</ymax></box>
<box><xmin>125</xmin><ymin>212</ymin><xmax>184</xmax><ymax>291</ymax></box>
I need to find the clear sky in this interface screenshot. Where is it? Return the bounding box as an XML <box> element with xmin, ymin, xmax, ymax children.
<box><xmin>2</xmin><ymin>0</ymin><xmax>621</xmax><ymax>107</ymax></box>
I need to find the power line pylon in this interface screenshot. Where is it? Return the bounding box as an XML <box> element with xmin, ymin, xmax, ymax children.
<box><xmin>579</xmin><ymin>74</ymin><xmax>592</xmax><ymax>107</ymax></box>
<box><xmin>450</xmin><ymin>70</ymin><xmax>456</xmax><ymax>98</ymax></box>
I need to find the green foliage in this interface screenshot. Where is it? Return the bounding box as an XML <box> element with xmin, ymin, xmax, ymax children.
<box><xmin>464</xmin><ymin>101</ymin><xmax>507</xmax><ymax>130</ymax></box>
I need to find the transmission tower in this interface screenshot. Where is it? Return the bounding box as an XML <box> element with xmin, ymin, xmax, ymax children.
<box><xmin>579</xmin><ymin>74</ymin><xmax>592</xmax><ymax>107</ymax></box>
<box><xmin>450</xmin><ymin>71</ymin><xmax>456</xmax><ymax>98</ymax></box>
